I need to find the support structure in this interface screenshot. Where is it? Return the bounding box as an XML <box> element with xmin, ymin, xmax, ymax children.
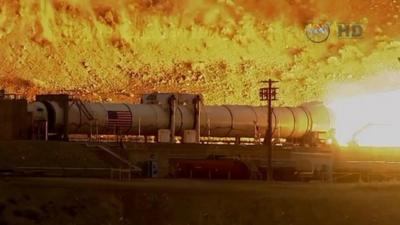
<box><xmin>193</xmin><ymin>95</ymin><xmax>202</xmax><ymax>143</ymax></box>
<box><xmin>36</xmin><ymin>94</ymin><xmax>70</xmax><ymax>140</ymax></box>
<box><xmin>260</xmin><ymin>79</ymin><xmax>278</xmax><ymax>181</ymax></box>
<box><xmin>169</xmin><ymin>95</ymin><xmax>177</xmax><ymax>143</ymax></box>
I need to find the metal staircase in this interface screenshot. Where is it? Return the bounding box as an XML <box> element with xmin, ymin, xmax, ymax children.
<box><xmin>85</xmin><ymin>143</ymin><xmax>141</xmax><ymax>172</ymax></box>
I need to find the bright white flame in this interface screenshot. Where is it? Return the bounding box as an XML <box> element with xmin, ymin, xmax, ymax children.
<box><xmin>327</xmin><ymin>90</ymin><xmax>400</xmax><ymax>147</ymax></box>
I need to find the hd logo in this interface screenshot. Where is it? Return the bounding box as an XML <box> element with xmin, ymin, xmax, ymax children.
<box><xmin>337</xmin><ymin>23</ymin><xmax>364</xmax><ymax>38</ymax></box>
<box><xmin>305</xmin><ymin>22</ymin><xmax>364</xmax><ymax>43</ymax></box>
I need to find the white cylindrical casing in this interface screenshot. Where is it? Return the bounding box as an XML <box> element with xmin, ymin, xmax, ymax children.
<box><xmin>201</xmin><ymin>105</ymin><xmax>259</xmax><ymax>137</ymax></box>
<box><xmin>29</xmin><ymin>100</ymin><xmax>333</xmax><ymax>139</ymax></box>
<box><xmin>127</xmin><ymin>104</ymin><xmax>169</xmax><ymax>135</ymax></box>
<box><xmin>28</xmin><ymin>101</ymin><xmax>64</xmax><ymax>131</ymax></box>
<box><xmin>176</xmin><ymin>105</ymin><xmax>195</xmax><ymax>134</ymax></box>
<box><xmin>272</xmin><ymin>107</ymin><xmax>310</xmax><ymax>138</ymax></box>
<box><xmin>301</xmin><ymin>102</ymin><xmax>334</xmax><ymax>132</ymax></box>
<box><xmin>68</xmin><ymin>103</ymin><xmax>133</xmax><ymax>134</ymax></box>
<box><xmin>28</xmin><ymin>102</ymin><xmax>48</xmax><ymax>121</ymax></box>
<box><xmin>68</xmin><ymin>102</ymin><xmax>171</xmax><ymax>135</ymax></box>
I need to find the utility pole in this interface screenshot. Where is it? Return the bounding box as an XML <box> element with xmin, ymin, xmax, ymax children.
<box><xmin>259</xmin><ymin>79</ymin><xmax>278</xmax><ymax>181</ymax></box>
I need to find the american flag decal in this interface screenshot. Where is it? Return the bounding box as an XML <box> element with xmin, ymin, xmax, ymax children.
<box><xmin>107</xmin><ymin>111</ymin><xmax>132</xmax><ymax>129</ymax></box>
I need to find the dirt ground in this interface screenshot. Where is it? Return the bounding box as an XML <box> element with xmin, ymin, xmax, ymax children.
<box><xmin>1</xmin><ymin>178</ymin><xmax>400</xmax><ymax>225</ymax></box>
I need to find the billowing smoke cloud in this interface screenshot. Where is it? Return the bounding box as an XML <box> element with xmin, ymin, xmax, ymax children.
<box><xmin>326</xmin><ymin>70</ymin><xmax>400</xmax><ymax>101</ymax></box>
<box><xmin>0</xmin><ymin>0</ymin><xmax>399</xmax><ymax>105</ymax></box>
<box><xmin>326</xmin><ymin>71</ymin><xmax>400</xmax><ymax>146</ymax></box>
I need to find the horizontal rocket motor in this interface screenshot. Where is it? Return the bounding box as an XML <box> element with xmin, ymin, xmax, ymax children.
<box><xmin>28</xmin><ymin>93</ymin><xmax>334</xmax><ymax>139</ymax></box>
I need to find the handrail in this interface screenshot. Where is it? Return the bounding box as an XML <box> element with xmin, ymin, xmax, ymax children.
<box><xmin>75</xmin><ymin>99</ymin><xmax>95</xmax><ymax>121</ymax></box>
<box><xmin>4</xmin><ymin>166</ymin><xmax>135</xmax><ymax>181</ymax></box>
<box><xmin>85</xmin><ymin>143</ymin><xmax>142</xmax><ymax>172</ymax></box>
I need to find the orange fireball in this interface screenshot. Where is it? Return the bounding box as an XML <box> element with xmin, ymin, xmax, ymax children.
<box><xmin>0</xmin><ymin>0</ymin><xmax>398</xmax><ymax>108</ymax></box>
